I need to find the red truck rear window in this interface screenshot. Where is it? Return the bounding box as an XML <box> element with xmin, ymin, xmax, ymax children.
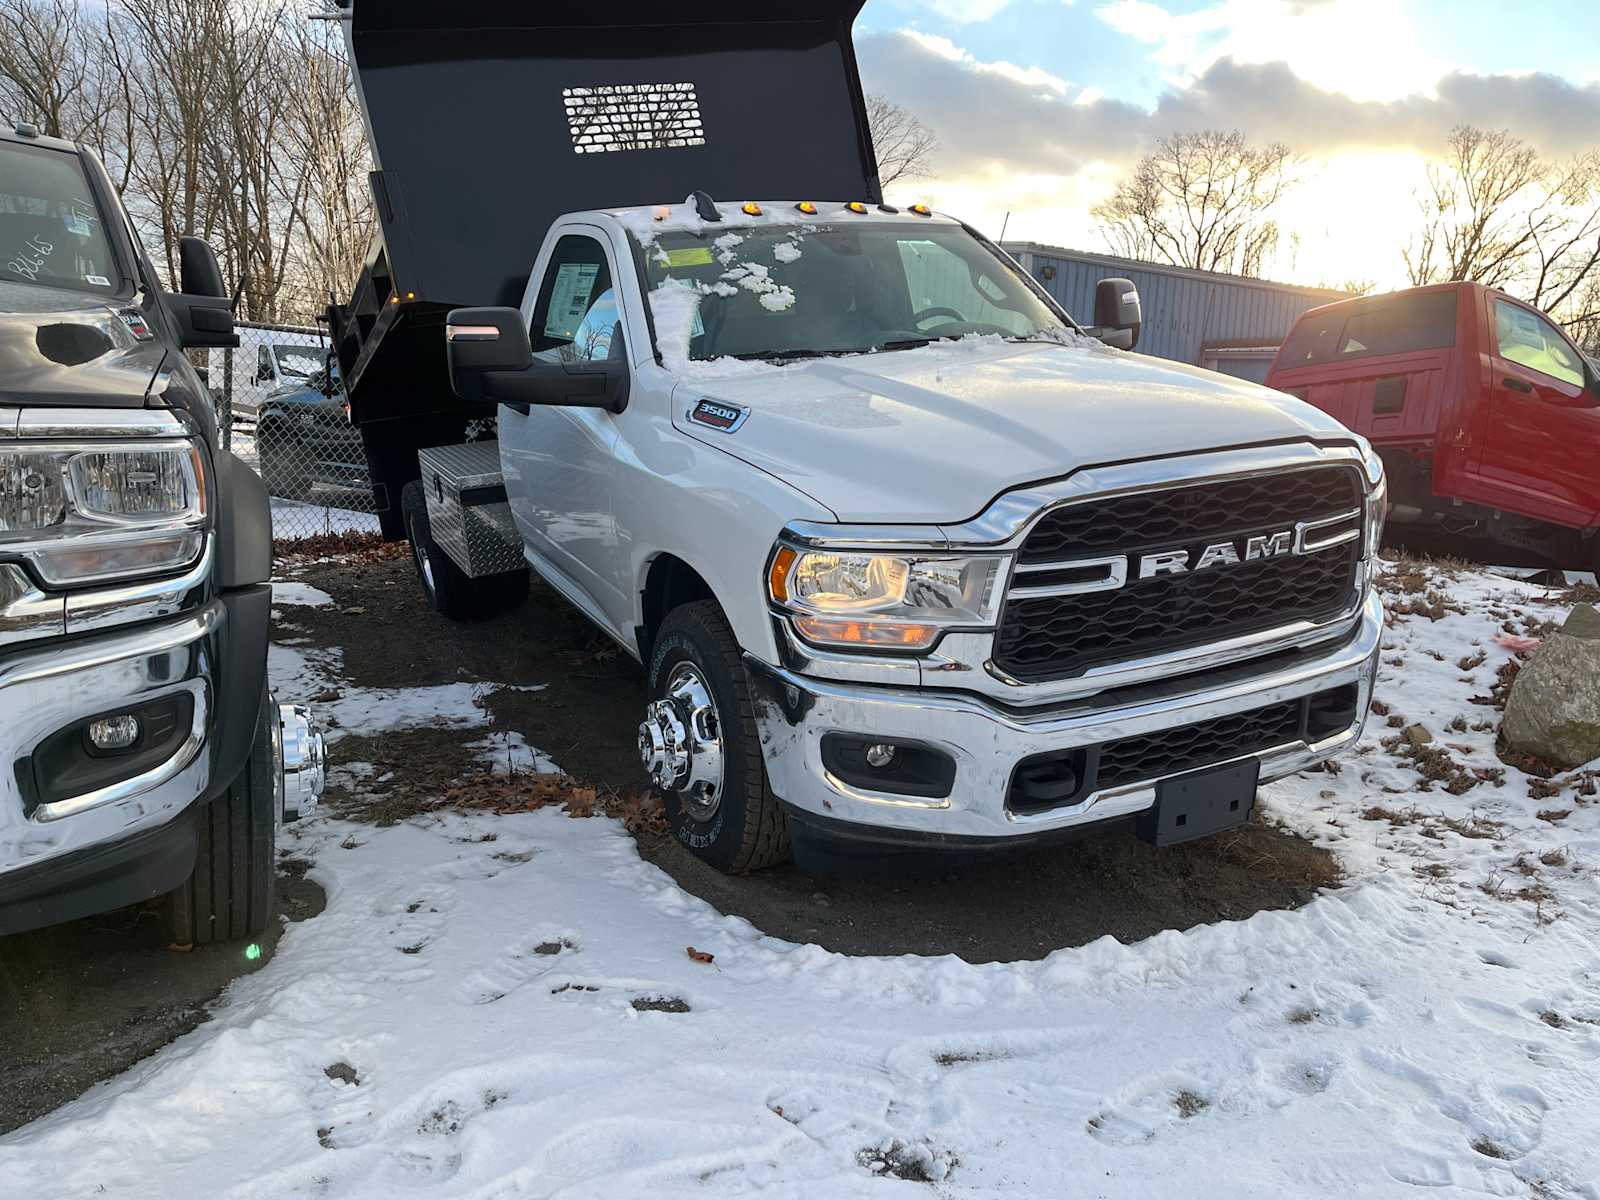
<box><xmin>1279</xmin><ymin>290</ymin><xmax>1457</xmax><ymax>367</ymax></box>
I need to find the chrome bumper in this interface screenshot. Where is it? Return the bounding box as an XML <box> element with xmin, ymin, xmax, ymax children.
<box><xmin>1</xmin><ymin>605</ymin><xmax>223</xmax><ymax>873</ymax></box>
<box><xmin>749</xmin><ymin>590</ymin><xmax>1383</xmax><ymax>842</ymax></box>
<box><xmin>0</xmin><ymin>602</ymin><xmax>327</xmax><ymax>877</ymax></box>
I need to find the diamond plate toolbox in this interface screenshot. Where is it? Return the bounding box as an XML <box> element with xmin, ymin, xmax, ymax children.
<box><xmin>418</xmin><ymin>441</ymin><xmax>526</xmax><ymax>578</ymax></box>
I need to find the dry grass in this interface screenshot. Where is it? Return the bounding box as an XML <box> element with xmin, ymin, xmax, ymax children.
<box><xmin>1388</xmin><ymin>590</ymin><xmax>1467</xmax><ymax>621</ymax></box>
<box><xmin>1173</xmin><ymin>1091</ymin><xmax>1209</xmax><ymax>1118</ymax></box>
<box><xmin>1471</xmin><ymin>659</ymin><xmax>1524</xmax><ymax>710</ymax></box>
<box><xmin>274</xmin><ymin>530</ymin><xmax>405</xmax><ymax>567</ymax></box>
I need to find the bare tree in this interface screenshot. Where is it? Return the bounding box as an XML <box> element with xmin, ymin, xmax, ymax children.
<box><xmin>1405</xmin><ymin>125</ymin><xmax>1600</xmax><ymax>345</ymax></box>
<box><xmin>273</xmin><ymin>18</ymin><xmax>374</xmax><ymax>318</ymax></box>
<box><xmin>0</xmin><ymin>0</ymin><xmax>105</xmax><ymax>139</ymax></box>
<box><xmin>865</xmin><ymin>93</ymin><xmax>937</xmax><ymax>188</ymax></box>
<box><xmin>1093</xmin><ymin>130</ymin><xmax>1298</xmax><ymax>277</ymax></box>
<box><xmin>1406</xmin><ymin>127</ymin><xmax>1556</xmax><ymax>287</ymax></box>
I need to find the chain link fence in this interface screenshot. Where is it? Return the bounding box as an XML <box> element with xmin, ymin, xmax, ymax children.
<box><xmin>208</xmin><ymin>320</ymin><xmax>381</xmax><ymax>543</ymax></box>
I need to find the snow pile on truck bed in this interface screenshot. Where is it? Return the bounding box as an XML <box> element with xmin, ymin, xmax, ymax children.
<box><xmin>5</xmin><ymin>561</ymin><xmax>1600</xmax><ymax>1198</ymax></box>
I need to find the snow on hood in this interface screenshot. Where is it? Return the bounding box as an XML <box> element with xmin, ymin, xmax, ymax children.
<box><xmin>671</xmin><ymin>338</ymin><xmax>1358</xmax><ymax>524</ymax></box>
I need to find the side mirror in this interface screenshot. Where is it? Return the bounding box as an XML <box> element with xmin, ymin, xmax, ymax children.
<box><xmin>446</xmin><ymin>307</ymin><xmax>629</xmax><ymax>414</ymax></box>
<box><xmin>256</xmin><ymin>361</ymin><xmax>275</xmax><ymax>383</ymax></box>
<box><xmin>166</xmin><ymin>236</ymin><xmax>236</xmax><ymax>348</ymax></box>
<box><xmin>178</xmin><ymin>236</ymin><xmax>227</xmax><ymax>299</ymax></box>
<box><xmin>1091</xmin><ymin>277</ymin><xmax>1142</xmax><ymax>350</ymax></box>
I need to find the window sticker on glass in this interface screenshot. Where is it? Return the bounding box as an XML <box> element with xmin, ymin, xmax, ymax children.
<box><xmin>544</xmin><ymin>262</ymin><xmax>601</xmax><ymax>339</ymax></box>
<box><xmin>666</xmin><ymin>247</ymin><xmax>714</xmax><ymax>267</ymax></box>
<box><xmin>85</xmin><ymin>274</ymin><xmax>110</xmax><ymax>287</ymax></box>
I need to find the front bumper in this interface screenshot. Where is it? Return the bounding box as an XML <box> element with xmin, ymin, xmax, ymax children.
<box><xmin>0</xmin><ymin>595</ymin><xmax>326</xmax><ymax>933</ymax></box>
<box><xmin>749</xmin><ymin>590</ymin><xmax>1383</xmax><ymax>847</ymax></box>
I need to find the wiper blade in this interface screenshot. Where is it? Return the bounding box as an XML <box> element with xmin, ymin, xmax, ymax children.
<box><xmin>729</xmin><ymin>347</ymin><xmax>869</xmax><ymax>362</ymax></box>
<box><xmin>879</xmin><ymin>333</ymin><xmax>982</xmax><ymax>352</ymax></box>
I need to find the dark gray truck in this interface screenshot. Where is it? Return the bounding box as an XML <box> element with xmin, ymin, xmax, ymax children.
<box><xmin>0</xmin><ymin>123</ymin><xmax>325</xmax><ymax>942</ymax></box>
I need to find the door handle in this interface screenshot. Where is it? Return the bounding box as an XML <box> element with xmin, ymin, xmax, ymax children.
<box><xmin>1503</xmin><ymin>376</ymin><xmax>1533</xmax><ymax>393</ymax></box>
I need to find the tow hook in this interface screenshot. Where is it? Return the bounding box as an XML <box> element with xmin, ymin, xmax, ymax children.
<box><xmin>639</xmin><ymin>700</ymin><xmax>690</xmax><ymax>791</ymax></box>
<box><xmin>278</xmin><ymin>701</ymin><xmax>327</xmax><ymax>821</ymax></box>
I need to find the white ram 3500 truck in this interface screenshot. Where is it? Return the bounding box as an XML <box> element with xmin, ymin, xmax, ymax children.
<box><xmin>326</xmin><ymin>1</ymin><xmax>1383</xmax><ymax>872</ymax></box>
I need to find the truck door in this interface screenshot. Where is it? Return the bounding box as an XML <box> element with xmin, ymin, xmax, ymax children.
<box><xmin>504</xmin><ymin>230</ymin><xmax>626</xmax><ymax>622</ymax></box>
<box><xmin>1481</xmin><ymin>297</ymin><xmax>1600</xmax><ymax>525</ymax></box>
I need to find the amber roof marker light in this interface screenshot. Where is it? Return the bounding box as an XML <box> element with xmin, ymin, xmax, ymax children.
<box><xmin>795</xmin><ymin>201</ymin><xmax>818</xmax><ymax>215</ymax></box>
<box><xmin>910</xmin><ymin>203</ymin><xmax>933</xmax><ymax>217</ymax></box>
<box><xmin>741</xmin><ymin>202</ymin><xmax>763</xmax><ymax>216</ymax></box>
<box><xmin>845</xmin><ymin>201</ymin><xmax>868</xmax><ymax>215</ymax></box>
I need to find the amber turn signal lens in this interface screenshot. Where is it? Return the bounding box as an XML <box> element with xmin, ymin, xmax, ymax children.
<box><xmin>767</xmin><ymin>546</ymin><xmax>798</xmax><ymax>603</ymax></box>
<box><xmin>792</xmin><ymin>616</ymin><xmax>939</xmax><ymax>650</ymax></box>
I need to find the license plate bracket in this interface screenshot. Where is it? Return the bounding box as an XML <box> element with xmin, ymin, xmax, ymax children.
<box><xmin>1138</xmin><ymin>758</ymin><xmax>1260</xmax><ymax>847</ymax></box>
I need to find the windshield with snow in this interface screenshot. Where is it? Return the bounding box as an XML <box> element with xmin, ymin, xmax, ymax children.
<box><xmin>639</xmin><ymin>222</ymin><xmax>1074</xmax><ymax>364</ymax></box>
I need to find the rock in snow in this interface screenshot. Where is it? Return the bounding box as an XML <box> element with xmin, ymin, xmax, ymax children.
<box><xmin>1502</xmin><ymin>603</ymin><xmax>1600</xmax><ymax>769</ymax></box>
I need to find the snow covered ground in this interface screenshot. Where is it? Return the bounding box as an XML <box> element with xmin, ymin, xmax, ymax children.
<box><xmin>4</xmin><ymin>561</ymin><xmax>1600</xmax><ymax>1198</ymax></box>
<box><xmin>271</xmin><ymin>498</ymin><xmax>381</xmax><ymax>541</ymax></box>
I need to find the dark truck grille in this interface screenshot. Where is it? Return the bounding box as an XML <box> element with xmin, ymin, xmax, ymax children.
<box><xmin>993</xmin><ymin>467</ymin><xmax>1364</xmax><ymax>682</ymax></box>
<box><xmin>1008</xmin><ymin>684</ymin><xmax>1360</xmax><ymax>815</ymax></box>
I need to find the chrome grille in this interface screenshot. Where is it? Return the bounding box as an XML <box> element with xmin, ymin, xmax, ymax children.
<box><xmin>992</xmin><ymin>466</ymin><xmax>1364</xmax><ymax>683</ymax></box>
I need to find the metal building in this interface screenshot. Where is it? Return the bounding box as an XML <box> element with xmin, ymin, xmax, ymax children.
<box><xmin>1002</xmin><ymin>243</ymin><xmax>1350</xmax><ymax>383</ymax></box>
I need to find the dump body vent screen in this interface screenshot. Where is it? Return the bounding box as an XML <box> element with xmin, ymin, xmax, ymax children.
<box><xmin>564</xmin><ymin>83</ymin><xmax>706</xmax><ymax>154</ymax></box>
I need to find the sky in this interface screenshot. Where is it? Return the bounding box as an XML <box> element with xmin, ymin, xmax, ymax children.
<box><xmin>853</xmin><ymin>0</ymin><xmax>1600</xmax><ymax>290</ymax></box>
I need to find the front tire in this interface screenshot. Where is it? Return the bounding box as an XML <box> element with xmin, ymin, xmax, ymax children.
<box><xmin>161</xmin><ymin>686</ymin><xmax>276</xmax><ymax>946</ymax></box>
<box><xmin>646</xmin><ymin>602</ymin><xmax>789</xmax><ymax>872</ymax></box>
<box><xmin>401</xmin><ymin>479</ymin><xmax>528</xmax><ymax>620</ymax></box>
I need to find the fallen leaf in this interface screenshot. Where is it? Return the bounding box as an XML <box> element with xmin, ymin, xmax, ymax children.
<box><xmin>686</xmin><ymin>946</ymin><xmax>715</xmax><ymax>965</ymax></box>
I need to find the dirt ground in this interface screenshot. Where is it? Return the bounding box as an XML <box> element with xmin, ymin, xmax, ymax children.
<box><xmin>0</xmin><ymin>546</ymin><xmax>1341</xmax><ymax>1134</ymax></box>
<box><xmin>293</xmin><ymin>551</ymin><xmax>1341</xmax><ymax>961</ymax></box>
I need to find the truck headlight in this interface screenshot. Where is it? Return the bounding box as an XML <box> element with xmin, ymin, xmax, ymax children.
<box><xmin>1</xmin><ymin>441</ymin><xmax>208</xmax><ymax>586</ymax></box>
<box><xmin>767</xmin><ymin>546</ymin><xmax>1006</xmax><ymax>651</ymax></box>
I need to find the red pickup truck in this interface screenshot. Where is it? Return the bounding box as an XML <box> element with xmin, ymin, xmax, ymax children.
<box><xmin>1266</xmin><ymin>281</ymin><xmax>1600</xmax><ymax>567</ymax></box>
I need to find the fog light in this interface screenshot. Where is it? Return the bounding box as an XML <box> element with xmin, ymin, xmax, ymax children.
<box><xmin>865</xmin><ymin>743</ymin><xmax>896</xmax><ymax>768</ymax></box>
<box><xmin>87</xmin><ymin>714</ymin><xmax>141</xmax><ymax>752</ymax></box>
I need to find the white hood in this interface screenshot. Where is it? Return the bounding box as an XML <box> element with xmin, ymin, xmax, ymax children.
<box><xmin>671</xmin><ymin>340</ymin><xmax>1358</xmax><ymax>523</ymax></box>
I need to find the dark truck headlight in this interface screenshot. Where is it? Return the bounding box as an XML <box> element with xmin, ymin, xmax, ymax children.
<box><xmin>1</xmin><ymin>441</ymin><xmax>208</xmax><ymax>585</ymax></box>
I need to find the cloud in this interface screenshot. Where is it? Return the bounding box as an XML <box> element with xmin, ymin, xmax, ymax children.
<box><xmin>922</xmin><ymin>0</ymin><xmax>1018</xmax><ymax>21</ymax></box>
<box><xmin>856</xmin><ymin>28</ymin><xmax>1600</xmax><ymax>185</ymax></box>
<box><xmin>900</xmin><ymin>29</ymin><xmax>1072</xmax><ymax>96</ymax></box>
<box><xmin>1094</xmin><ymin>0</ymin><xmax>1452</xmax><ymax>103</ymax></box>
<box><xmin>1153</xmin><ymin>59</ymin><xmax>1600</xmax><ymax>158</ymax></box>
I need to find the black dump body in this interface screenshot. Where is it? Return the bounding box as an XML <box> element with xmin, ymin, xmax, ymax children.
<box><xmin>328</xmin><ymin>0</ymin><xmax>879</xmax><ymax>535</ymax></box>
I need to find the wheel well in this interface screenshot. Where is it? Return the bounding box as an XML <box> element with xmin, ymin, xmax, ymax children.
<box><xmin>639</xmin><ymin>554</ymin><xmax>716</xmax><ymax>661</ymax></box>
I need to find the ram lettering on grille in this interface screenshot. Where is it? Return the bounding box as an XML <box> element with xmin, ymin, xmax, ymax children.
<box><xmin>994</xmin><ymin>467</ymin><xmax>1364</xmax><ymax>682</ymax></box>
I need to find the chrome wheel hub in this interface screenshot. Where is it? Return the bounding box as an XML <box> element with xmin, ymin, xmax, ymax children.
<box><xmin>415</xmin><ymin>540</ymin><xmax>435</xmax><ymax>593</ymax></box>
<box><xmin>278</xmin><ymin>701</ymin><xmax>326</xmax><ymax>822</ymax></box>
<box><xmin>638</xmin><ymin>664</ymin><xmax>724</xmax><ymax>820</ymax></box>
